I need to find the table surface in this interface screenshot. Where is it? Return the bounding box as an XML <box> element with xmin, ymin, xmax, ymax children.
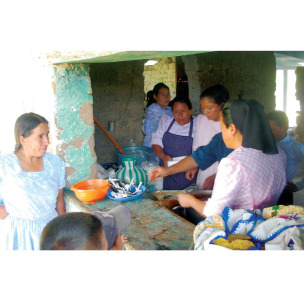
<box><xmin>64</xmin><ymin>189</ymin><xmax>196</xmax><ymax>250</ymax></box>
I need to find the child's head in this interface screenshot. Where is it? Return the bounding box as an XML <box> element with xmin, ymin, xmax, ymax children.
<box><xmin>40</xmin><ymin>212</ymin><xmax>108</xmax><ymax>250</ymax></box>
<box><xmin>266</xmin><ymin>110</ymin><xmax>289</xmax><ymax>141</ymax></box>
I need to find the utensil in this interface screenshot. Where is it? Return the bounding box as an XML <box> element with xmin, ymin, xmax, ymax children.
<box><xmin>94</xmin><ymin>116</ymin><xmax>126</xmax><ymax>155</ymax></box>
<box><xmin>107</xmin><ymin>185</ymin><xmax>146</xmax><ymax>202</ymax></box>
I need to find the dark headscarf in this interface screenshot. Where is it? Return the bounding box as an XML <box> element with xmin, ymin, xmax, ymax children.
<box><xmin>230</xmin><ymin>99</ymin><xmax>278</xmax><ymax>154</ymax></box>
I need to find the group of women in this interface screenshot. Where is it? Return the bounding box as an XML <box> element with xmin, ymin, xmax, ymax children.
<box><xmin>144</xmin><ymin>82</ymin><xmax>287</xmax><ymax>222</ymax></box>
<box><xmin>0</xmin><ymin>82</ymin><xmax>289</xmax><ymax>250</ymax></box>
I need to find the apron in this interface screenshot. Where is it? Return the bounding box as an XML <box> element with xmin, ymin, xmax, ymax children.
<box><xmin>160</xmin><ymin>117</ymin><xmax>197</xmax><ymax>190</ymax></box>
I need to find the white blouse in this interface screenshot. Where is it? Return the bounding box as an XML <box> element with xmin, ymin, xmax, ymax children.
<box><xmin>151</xmin><ymin>115</ymin><xmax>197</xmax><ymax>148</ymax></box>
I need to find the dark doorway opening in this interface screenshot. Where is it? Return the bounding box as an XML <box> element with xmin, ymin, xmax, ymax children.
<box><xmin>176</xmin><ymin>56</ymin><xmax>189</xmax><ymax>99</ymax></box>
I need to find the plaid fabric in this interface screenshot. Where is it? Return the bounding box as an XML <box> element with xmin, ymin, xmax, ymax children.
<box><xmin>193</xmin><ymin>214</ymin><xmax>225</xmax><ymax>241</ymax></box>
<box><xmin>262</xmin><ymin>205</ymin><xmax>304</xmax><ymax>219</ymax></box>
<box><xmin>203</xmin><ymin>146</ymin><xmax>286</xmax><ymax>217</ymax></box>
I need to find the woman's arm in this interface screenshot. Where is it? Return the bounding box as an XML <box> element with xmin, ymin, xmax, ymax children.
<box><xmin>56</xmin><ymin>188</ymin><xmax>66</xmax><ymax>215</ymax></box>
<box><xmin>149</xmin><ymin>156</ymin><xmax>198</xmax><ymax>181</ymax></box>
<box><xmin>143</xmin><ymin>105</ymin><xmax>161</xmax><ymax>136</ymax></box>
<box><xmin>152</xmin><ymin>144</ymin><xmax>172</xmax><ymax>167</ymax></box>
<box><xmin>177</xmin><ymin>193</ymin><xmax>207</xmax><ymax>217</ymax></box>
<box><xmin>0</xmin><ymin>205</ymin><xmax>8</xmax><ymax>219</ymax></box>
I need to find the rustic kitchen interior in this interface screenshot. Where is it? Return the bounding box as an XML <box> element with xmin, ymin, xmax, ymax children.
<box><xmin>48</xmin><ymin>50</ymin><xmax>304</xmax><ymax>250</ymax></box>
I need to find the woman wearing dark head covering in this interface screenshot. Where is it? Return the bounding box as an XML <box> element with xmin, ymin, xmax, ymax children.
<box><xmin>177</xmin><ymin>99</ymin><xmax>287</xmax><ymax>218</ymax></box>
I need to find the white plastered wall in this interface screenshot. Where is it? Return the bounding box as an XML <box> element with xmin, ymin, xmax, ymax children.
<box><xmin>0</xmin><ymin>51</ymin><xmax>58</xmax><ymax>155</ymax></box>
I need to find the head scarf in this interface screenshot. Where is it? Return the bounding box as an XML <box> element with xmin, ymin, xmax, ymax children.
<box><xmin>230</xmin><ymin>99</ymin><xmax>278</xmax><ymax>154</ymax></box>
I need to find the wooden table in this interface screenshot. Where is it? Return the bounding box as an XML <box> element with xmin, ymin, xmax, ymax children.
<box><xmin>64</xmin><ymin>189</ymin><xmax>195</xmax><ymax>250</ymax></box>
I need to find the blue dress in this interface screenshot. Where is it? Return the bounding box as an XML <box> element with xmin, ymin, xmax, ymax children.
<box><xmin>142</xmin><ymin>103</ymin><xmax>173</xmax><ymax>147</ymax></box>
<box><xmin>0</xmin><ymin>152</ymin><xmax>66</xmax><ymax>250</ymax></box>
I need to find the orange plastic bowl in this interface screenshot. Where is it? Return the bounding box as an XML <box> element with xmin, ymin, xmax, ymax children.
<box><xmin>70</xmin><ymin>179</ymin><xmax>111</xmax><ymax>204</ymax></box>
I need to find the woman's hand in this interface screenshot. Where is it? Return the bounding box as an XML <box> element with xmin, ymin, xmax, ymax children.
<box><xmin>56</xmin><ymin>189</ymin><xmax>66</xmax><ymax>215</ymax></box>
<box><xmin>185</xmin><ymin>167</ymin><xmax>198</xmax><ymax>181</ymax></box>
<box><xmin>201</xmin><ymin>173</ymin><xmax>217</xmax><ymax>190</ymax></box>
<box><xmin>177</xmin><ymin>193</ymin><xmax>197</xmax><ymax>208</ymax></box>
<box><xmin>177</xmin><ymin>193</ymin><xmax>207</xmax><ymax>217</ymax></box>
<box><xmin>162</xmin><ymin>155</ymin><xmax>172</xmax><ymax>167</ymax></box>
<box><xmin>149</xmin><ymin>166</ymin><xmax>169</xmax><ymax>181</ymax></box>
<box><xmin>110</xmin><ymin>234</ymin><xmax>126</xmax><ymax>250</ymax></box>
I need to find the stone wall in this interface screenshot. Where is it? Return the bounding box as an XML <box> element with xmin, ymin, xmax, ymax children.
<box><xmin>182</xmin><ymin>55</ymin><xmax>201</xmax><ymax>115</ymax></box>
<box><xmin>90</xmin><ymin>60</ymin><xmax>145</xmax><ymax>164</ymax></box>
<box><xmin>143</xmin><ymin>57</ymin><xmax>177</xmax><ymax>103</ymax></box>
<box><xmin>193</xmin><ymin>51</ymin><xmax>277</xmax><ymax>113</ymax></box>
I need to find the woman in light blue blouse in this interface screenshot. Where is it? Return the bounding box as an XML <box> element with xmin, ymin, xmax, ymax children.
<box><xmin>142</xmin><ymin>83</ymin><xmax>173</xmax><ymax>148</ymax></box>
<box><xmin>0</xmin><ymin>113</ymin><xmax>66</xmax><ymax>250</ymax></box>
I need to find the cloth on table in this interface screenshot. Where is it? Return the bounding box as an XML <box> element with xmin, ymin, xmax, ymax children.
<box><xmin>193</xmin><ymin>205</ymin><xmax>304</xmax><ymax>250</ymax></box>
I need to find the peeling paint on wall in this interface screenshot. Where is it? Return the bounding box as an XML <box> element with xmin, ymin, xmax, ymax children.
<box><xmin>53</xmin><ymin>63</ymin><xmax>98</xmax><ymax>187</ymax></box>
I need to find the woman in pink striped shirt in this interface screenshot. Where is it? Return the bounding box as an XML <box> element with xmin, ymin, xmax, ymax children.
<box><xmin>177</xmin><ymin>99</ymin><xmax>287</xmax><ymax>218</ymax></box>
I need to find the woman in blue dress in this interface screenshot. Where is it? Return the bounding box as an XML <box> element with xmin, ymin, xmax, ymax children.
<box><xmin>0</xmin><ymin>113</ymin><xmax>66</xmax><ymax>250</ymax></box>
<box><xmin>142</xmin><ymin>83</ymin><xmax>173</xmax><ymax>149</ymax></box>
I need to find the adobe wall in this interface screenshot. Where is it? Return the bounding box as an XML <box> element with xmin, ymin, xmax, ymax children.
<box><xmin>143</xmin><ymin>57</ymin><xmax>177</xmax><ymax>101</ymax></box>
<box><xmin>90</xmin><ymin>60</ymin><xmax>145</xmax><ymax>164</ymax></box>
<box><xmin>192</xmin><ymin>51</ymin><xmax>277</xmax><ymax>113</ymax></box>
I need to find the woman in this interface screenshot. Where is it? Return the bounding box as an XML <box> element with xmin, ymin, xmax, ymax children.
<box><xmin>0</xmin><ymin>112</ymin><xmax>66</xmax><ymax>250</ymax></box>
<box><xmin>177</xmin><ymin>99</ymin><xmax>287</xmax><ymax>218</ymax></box>
<box><xmin>142</xmin><ymin>83</ymin><xmax>173</xmax><ymax>149</ymax></box>
<box><xmin>186</xmin><ymin>84</ymin><xmax>229</xmax><ymax>190</ymax></box>
<box><xmin>151</xmin><ymin>97</ymin><xmax>197</xmax><ymax>190</ymax></box>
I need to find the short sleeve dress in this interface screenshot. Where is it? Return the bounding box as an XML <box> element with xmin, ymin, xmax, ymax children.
<box><xmin>0</xmin><ymin>151</ymin><xmax>66</xmax><ymax>250</ymax></box>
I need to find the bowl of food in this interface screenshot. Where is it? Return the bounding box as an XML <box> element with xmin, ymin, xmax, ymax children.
<box><xmin>70</xmin><ymin>179</ymin><xmax>111</xmax><ymax>204</ymax></box>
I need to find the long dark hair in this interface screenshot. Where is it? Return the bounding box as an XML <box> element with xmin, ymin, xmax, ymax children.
<box><xmin>200</xmin><ymin>84</ymin><xmax>230</xmax><ymax>106</ymax></box>
<box><xmin>14</xmin><ymin>112</ymin><xmax>48</xmax><ymax>151</ymax></box>
<box><xmin>146</xmin><ymin>83</ymin><xmax>170</xmax><ymax>107</ymax></box>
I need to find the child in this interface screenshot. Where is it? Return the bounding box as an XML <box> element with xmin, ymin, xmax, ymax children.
<box><xmin>40</xmin><ymin>205</ymin><xmax>131</xmax><ymax>250</ymax></box>
<box><xmin>267</xmin><ymin>110</ymin><xmax>304</xmax><ymax>205</ymax></box>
